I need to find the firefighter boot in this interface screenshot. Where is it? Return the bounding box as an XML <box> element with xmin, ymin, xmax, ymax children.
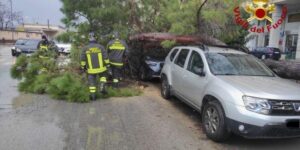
<box><xmin>113</xmin><ymin>79</ymin><xmax>119</xmax><ymax>88</ymax></box>
<box><xmin>90</xmin><ymin>93</ymin><xmax>97</xmax><ymax>101</ymax></box>
<box><xmin>100</xmin><ymin>83</ymin><xmax>108</xmax><ymax>95</ymax></box>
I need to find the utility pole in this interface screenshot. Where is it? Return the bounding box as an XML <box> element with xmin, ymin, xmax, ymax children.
<box><xmin>8</xmin><ymin>0</ymin><xmax>14</xmax><ymax>40</ymax></box>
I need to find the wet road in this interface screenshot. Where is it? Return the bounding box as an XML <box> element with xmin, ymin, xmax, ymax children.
<box><xmin>1</xmin><ymin>45</ymin><xmax>300</xmax><ymax>150</ymax></box>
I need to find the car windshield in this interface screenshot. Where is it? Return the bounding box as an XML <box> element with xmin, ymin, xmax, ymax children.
<box><xmin>205</xmin><ymin>53</ymin><xmax>275</xmax><ymax>77</ymax></box>
<box><xmin>25</xmin><ymin>40</ymin><xmax>39</xmax><ymax>46</ymax></box>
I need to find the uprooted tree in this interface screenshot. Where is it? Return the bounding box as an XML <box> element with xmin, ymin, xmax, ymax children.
<box><xmin>59</xmin><ymin>0</ymin><xmax>249</xmax><ymax>46</ymax></box>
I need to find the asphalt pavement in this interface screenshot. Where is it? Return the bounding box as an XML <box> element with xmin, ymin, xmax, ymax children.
<box><xmin>1</xmin><ymin>45</ymin><xmax>300</xmax><ymax>150</ymax></box>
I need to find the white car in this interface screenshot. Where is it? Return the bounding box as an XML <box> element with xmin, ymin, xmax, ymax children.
<box><xmin>56</xmin><ymin>43</ymin><xmax>71</xmax><ymax>54</ymax></box>
<box><xmin>161</xmin><ymin>45</ymin><xmax>300</xmax><ymax>142</ymax></box>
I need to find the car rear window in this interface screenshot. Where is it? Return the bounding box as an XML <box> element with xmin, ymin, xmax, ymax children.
<box><xmin>15</xmin><ymin>40</ymin><xmax>25</xmax><ymax>45</ymax></box>
<box><xmin>170</xmin><ymin>49</ymin><xmax>178</xmax><ymax>61</ymax></box>
<box><xmin>175</xmin><ymin>49</ymin><xmax>189</xmax><ymax>68</ymax></box>
<box><xmin>25</xmin><ymin>40</ymin><xmax>40</xmax><ymax>47</ymax></box>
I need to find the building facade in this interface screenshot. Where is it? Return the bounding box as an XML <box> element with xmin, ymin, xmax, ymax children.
<box><xmin>246</xmin><ymin>0</ymin><xmax>300</xmax><ymax>59</ymax></box>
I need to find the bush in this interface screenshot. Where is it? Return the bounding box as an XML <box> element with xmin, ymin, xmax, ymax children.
<box><xmin>46</xmin><ymin>72</ymin><xmax>90</xmax><ymax>103</ymax></box>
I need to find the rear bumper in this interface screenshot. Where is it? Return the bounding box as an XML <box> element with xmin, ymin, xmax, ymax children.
<box><xmin>227</xmin><ymin>118</ymin><xmax>300</xmax><ymax>139</ymax></box>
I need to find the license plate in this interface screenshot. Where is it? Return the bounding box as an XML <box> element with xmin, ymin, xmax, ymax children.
<box><xmin>274</xmin><ymin>52</ymin><xmax>280</xmax><ymax>54</ymax></box>
<box><xmin>26</xmin><ymin>54</ymin><xmax>32</xmax><ymax>57</ymax></box>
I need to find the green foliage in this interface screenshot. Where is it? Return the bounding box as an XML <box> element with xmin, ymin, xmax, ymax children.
<box><xmin>161</xmin><ymin>40</ymin><xmax>177</xmax><ymax>49</ymax></box>
<box><xmin>100</xmin><ymin>87</ymin><xmax>142</xmax><ymax>98</ymax></box>
<box><xmin>60</xmin><ymin>0</ymin><xmax>249</xmax><ymax>45</ymax></box>
<box><xmin>46</xmin><ymin>72</ymin><xmax>90</xmax><ymax>103</ymax></box>
<box><xmin>11</xmin><ymin>47</ymin><xmax>142</xmax><ymax>103</ymax></box>
<box><xmin>10</xmin><ymin>55</ymin><xmax>28</xmax><ymax>80</ymax></box>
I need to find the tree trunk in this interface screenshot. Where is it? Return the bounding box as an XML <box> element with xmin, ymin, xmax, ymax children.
<box><xmin>263</xmin><ymin>60</ymin><xmax>300</xmax><ymax>80</ymax></box>
<box><xmin>197</xmin><ymin>0</ymin><xmax>208</xmax><ymax>32</ymax></box>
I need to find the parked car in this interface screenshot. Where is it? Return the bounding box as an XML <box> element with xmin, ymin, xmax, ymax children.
<box><xmin>250</xmin><ymin>47</ymin><xmax>281</xmax><ymax>60</ymax></box>
<box><xmin>139</xmin><ymin>56</ymin><xmax>165</xmax><ymax>80</ymax></box>
<box><xmin>56</xmin><ymin>43</ymin><xmax>71</xmax><ymax>54</ymax></box>
<box><xmin>11</xmin><ymin>39</ymin><xmax>27</xmax><ymax>56</ymax></box>
<box><xmin>161</xmin><ymin>45</ymin><xmax>300</xmax><ymax>142</ymax></box>
<box><xmin>12</xmin><ymin>39</ymin><xmax>40</xmax><ymax>56</ymax></box>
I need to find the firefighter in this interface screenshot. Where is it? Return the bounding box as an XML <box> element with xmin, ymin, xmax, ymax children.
<box><xmin>81</xmin><ymin>32</ymin><xmax>111</xmax><ymax>101</ymax></box>
<box><xmin>107</xmin><ymin>32</ymin><xmax>128</xmax><ymax>88</ymax></box>
<box><xmin>36</xmin><ymin>35</ymin><xmax>53</xmax><ymax>73</ymax></box>
<box><xmin>37</xmin><ymin>35</ymin><xmax>50</xmax><ymax>57</ymax></box>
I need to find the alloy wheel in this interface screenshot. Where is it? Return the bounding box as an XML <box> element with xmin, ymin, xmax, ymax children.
<box><xmin>204</xmin><ymin>106</ymin><xmax>220</xmax><ymax>134</ymax></box>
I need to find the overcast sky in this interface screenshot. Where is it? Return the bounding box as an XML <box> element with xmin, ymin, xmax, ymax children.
<box><xmin>6</xmin><ymin>0</ymin><xmax>64</xmax><ymax>26</ymax></box>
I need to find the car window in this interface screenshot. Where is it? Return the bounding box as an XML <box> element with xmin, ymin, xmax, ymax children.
<box><xmin>25</xmin><ymin>40</ymin><xmax>40</xmax><ymax>46</ymax></box>
<box><xmin>15</xmin><ymin>40</ymin><xmax>26</xmax><ymax>45</ymax></box>
<box><xmin>187</xmin><ymin>51</ymin><xmax>204</xmax><ymax>74</ymax></box>
<box><xmin>170</xmin><ymin>49</ymin><xmax>178</xmax><ymax>62</ymax></box>
<box><xmin>174</xmin><ymin>49</ymin><xmax>189</xmax><ymax>68</ymax></box>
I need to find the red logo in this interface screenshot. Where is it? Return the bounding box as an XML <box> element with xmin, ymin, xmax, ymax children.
<box><xmin>234</xmin><ymin>0</ymin><xmax>287</xmax><ymax>33</ymax></box>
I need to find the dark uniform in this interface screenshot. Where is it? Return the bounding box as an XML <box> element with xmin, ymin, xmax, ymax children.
<box><xmin>81</xmin><ymin>40</ymin><xmax>110</xmax><ymax>100</ymax></box>
<box><xmin>107</xmin><ymin>38</ymin><xmax>128</xmax><ymax>87</ymax></box>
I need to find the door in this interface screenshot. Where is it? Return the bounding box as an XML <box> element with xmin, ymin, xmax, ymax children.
<box><xmin>181</xmin><ymin>51</ymin><xmax>209</xmax><ymax>106</ymax></box>
<box><xmin>171</xmin><ymin>49</ymin><xmax>190</xmax><ymax>95</ymax></box>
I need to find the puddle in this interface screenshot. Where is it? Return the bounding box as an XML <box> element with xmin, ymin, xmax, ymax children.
<box><xmin>12</xmin><ymin>94</ymin><xmax>34</xmax><ymax>109</ymax></box>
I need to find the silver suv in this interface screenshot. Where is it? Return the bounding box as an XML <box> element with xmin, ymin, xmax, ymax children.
<box><xmin>161</xmin><ymin>45</ymin><xmax>300</xmax><ymax>142</ymax></box>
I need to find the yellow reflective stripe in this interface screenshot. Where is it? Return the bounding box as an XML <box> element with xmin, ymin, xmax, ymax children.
<box><xmin>104</xmin><ymin>59</ymin><xmax>110</xmax><ymax>64</ymax></box>
<box><xmin>87</xmin><ymin>53</ymin><xmax>93</xmax><ymax>70</ymax></box>
<box><xmin>98</xmin><ymin>53</ymin><xmax>103</xmax><ymax>69</ymax></box>
<box><xmin>40</xmin><ymin>45</ymin><xmax>48</xmax><ymax>50</ymax></box>
<box><xmin>81</xmin><ymin>61</ymin><xmax>86</xmax><ymax>66</ymax></box>
<box><xmin>113</xmin><ymin>79</ymin><xmax>119</xmax><ymax>83</ymax></box>
<box><xmin>110</xmin><ymin>62</ymin><xmax>123</xmax><ymax>66</ymax></box>
<box><xmin>100</xmin><ymin>77</ymin><xmax>107</xmax><ymax>82</ymax></box>
<box><xmin>90</xmin><ymin>90</ymin><xmax>96</xmax><ymax>93</ymax></box>
<box><xmin>87</xmin><ymin>68</ymin><xmax>107</xmax><ymax>74</ymax></box>
<box><xmin>109</xmin><ymin>45</ymin><xmax>125</xmax><ymax>50</ymax></box>
<box><xmin>89</xmin><ymin>87</ymin><xmax>96</xmax><ymax>90</ymax></box>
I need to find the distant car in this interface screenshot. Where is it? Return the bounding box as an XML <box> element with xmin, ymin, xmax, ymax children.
<box><xmin>56</xmin><ymin>43</ymin><xmax>71</xmax><ymax>54</ymax></box>
<box><xmin>250</xmin><ymin>47</ymin><xmax>281</xmax><ymax>60</ymax></box>
<box><xmin>12</xmin><ymin>39</ymin><xmax>41</xmax><ymax>57</ymax></box>
<box><xmin>139</xmin><ymin>56</ymin><xmax>165</xmax><ymax>80</ymax></box>
<box><xmin>11</xmin><ymin>39</ymin><xmax>27</xmax><ymax>56</ymax></box>
<box><xmin>19</xmin><ymin>39</ymin><xmax>41</xmax><ymax>56</ymax></box>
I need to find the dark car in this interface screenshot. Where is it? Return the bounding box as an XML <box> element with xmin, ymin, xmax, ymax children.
<box><xmin>139</xmin><ymin>56</ymin><xmax>165</xmax><ymax>80</ymax></box>
<box><xmin>11</xmin><ymin>39</ymin><xmax>27</xmax><ymax>56</ymax></box>
<box><xmin>250</xmin><ymin>47</ymin><xmax>281</xmax><ymax>60</ymax></box>
<box><xmin>16</xmin><ymin>39</ymin><xmax>41</xmax><ymax>56</ymax></box>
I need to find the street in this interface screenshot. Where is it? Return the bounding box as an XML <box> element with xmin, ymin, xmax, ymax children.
<box><xmin>1</xmin><ymin>45</ymin><xmax>300</xmax><ymax>150</ymax></box>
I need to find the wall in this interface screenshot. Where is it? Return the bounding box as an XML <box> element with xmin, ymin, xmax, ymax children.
<box><xmin>0</xmin><ymin>30</ymin><xmax>42</xmax><ymax>43</ymax></box>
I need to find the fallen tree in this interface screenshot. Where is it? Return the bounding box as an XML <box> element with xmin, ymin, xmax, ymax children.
<box><xmin>263</xmin><ymin>59</ymin><xmax>300</xmax><ymax>80</ymax></box>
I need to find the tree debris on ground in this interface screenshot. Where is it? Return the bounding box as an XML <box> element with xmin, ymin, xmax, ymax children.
<box><xmin>11</xmin><ymin>48</ymin><xmax>142</xmax><ymax>103</ymax></box>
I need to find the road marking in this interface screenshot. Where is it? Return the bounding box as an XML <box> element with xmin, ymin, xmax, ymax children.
<box><xmin>86</xmin><ymin>126</ymin><xmax>103</xmax><ymax>150</ymax></box>
<box><xmin>89</xmin><ymin>107</ymin><xmax>96</xmax><ymax>115</ymax></box>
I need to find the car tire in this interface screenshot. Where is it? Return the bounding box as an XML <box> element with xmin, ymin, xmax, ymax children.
<box><xmin>202</xmin><ymin>100</ymin><xmax>230</xmax><ymax>142</ymax></box>
<box><xmin>161</xmin><ymin>76</ymin><xmax>171</xmax><ymax>99</ymax></box>
<box><xmin>11</xmin><ymin>50</ymin><xmax>16</xmax><ymax>56</ymax></box>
